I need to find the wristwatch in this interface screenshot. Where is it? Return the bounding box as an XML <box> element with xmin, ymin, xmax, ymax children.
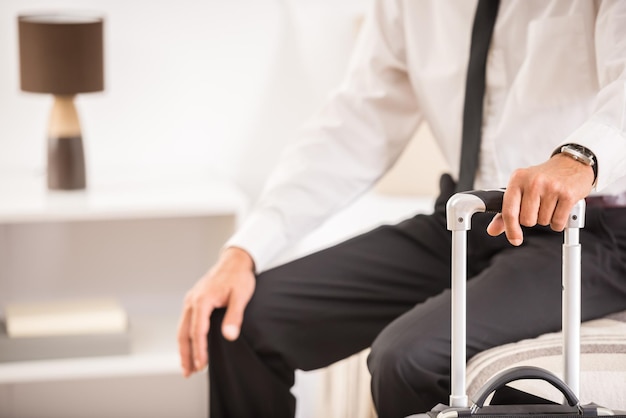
<box><xmin>553</xmin><ymin>143</ymin><xmax>598</xmax><ymax>185</ymax></box>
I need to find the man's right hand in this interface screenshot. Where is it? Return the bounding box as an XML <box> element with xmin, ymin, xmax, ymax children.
<box><xmin>177</xmin><ymin>246</ymin><xmax>256</xmax><ymax>377</ymax></box>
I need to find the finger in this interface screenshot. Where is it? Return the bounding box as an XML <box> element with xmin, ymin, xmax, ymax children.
<box><xmin>177</xmin><ymin>304</ymin><xmax>194</xmax><ymax>377</ymax></box>
<box><xmin>190</xmin><ymin>300</ymin><xmax>212</xmax><ymax>372</ymax></box>
<box><xmin>222</xmin><ymin>291</ymin><xmax>248</xmax><ymax>341</ymax></box>
<box><xmin>537</xmin><ymin>195</ymin><xmax>558</xmax><ymax>226</ymax></box>
<box><xmin>550</xmin><ymin>198</ymin><xmax>574</xmax><ymax>231</ymax></box>
<box><xmin>519</xmin><ymin>188</ymin><xmax>540</xmax><ymax>227</ymax></box>
<box><xmin>501</xmin><ymin>187</ymin><xmax>523</xmax><ymax>246</ymax></box>
<box><xmin>487</xmin><ymin>213</ymin><xmax>505</xmax><ymax>236</ymax></box>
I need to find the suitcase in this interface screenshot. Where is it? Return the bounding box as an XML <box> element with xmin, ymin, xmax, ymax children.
<box><xmin>408</xmin><ymin>189</ymin><xmax>626</xmax><ymax>418</ymax></box>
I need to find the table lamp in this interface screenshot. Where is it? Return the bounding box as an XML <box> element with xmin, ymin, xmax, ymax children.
<box><xmin>18</xmin><ymin>13</ymin><xmax>104</xmax><ymax>190</ymax></box>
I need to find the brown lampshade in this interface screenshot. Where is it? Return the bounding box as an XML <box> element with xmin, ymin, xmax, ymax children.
<box><xmin>18</xmin><ymin>13</ymin><xmax>104</xmax><ymax>95</ymax></box>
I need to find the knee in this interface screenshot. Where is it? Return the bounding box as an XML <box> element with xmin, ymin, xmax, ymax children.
<box><xmin>368</xmin><ymin>331</ymin><xmax>450</xmax><ymax>412</ymax></box>
<box><xmin>368</xmin><ymin>335</ymin><xmax>423</xmax><ymax>385</ymax></box>
<box><xmin>208</xmin><ymin>291</ymin><xmax>283</xmax><ymax>355</ymax></box>
<box><xmin>369</xmin><ymin>330</ymin><xmax>446</xmax><ymax>376</ymax></box>
<box><xmin>209</xmin><ymin>301</ymin><xmax>267</xmax><ymax>344</ymax></box>
<box><xmin>208</xmin><ymin>308</ymin><xmax>227</xmax><ymax>343</ymax></box>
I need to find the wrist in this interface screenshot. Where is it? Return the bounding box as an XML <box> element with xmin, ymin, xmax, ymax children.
<box><xmin>551</xmin><ymin>143</ymin><xmax>597</xmax><ymax>186</ymax></box>
<box><xmin>221</xmin><ymin>246</ymin><xmax>255</xmax><ymax>272</ymax></box>
<box><xmin>551</xmin><ymin>153</ymin><xmax>595</xmax><ymax>185</ymax></box>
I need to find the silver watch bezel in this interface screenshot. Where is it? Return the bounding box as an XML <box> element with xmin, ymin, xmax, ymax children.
<box><xmin>560</xmin><ymin>144</ymin><xmax>595</xmax><ymax>166</ymax></box>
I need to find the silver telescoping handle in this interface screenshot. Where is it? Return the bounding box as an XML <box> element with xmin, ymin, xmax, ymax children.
<box><xmin>445</xmin><ymin>190</ymin><xmax>586</xmax><ymax>408</ymax></box>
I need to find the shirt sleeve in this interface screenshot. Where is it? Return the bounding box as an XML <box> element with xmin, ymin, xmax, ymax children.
<box><xmin>226</xmin><ymin>0</ymin><xmax>423</xmax><ymax>272</ymax></box>
<box><xmin>561</xmin><ymin>0</ymin><xmax>626</xmax><ymax>192</ymax></box>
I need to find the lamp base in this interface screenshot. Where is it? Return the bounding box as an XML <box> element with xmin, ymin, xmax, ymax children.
<box><xmin>48</xmin><ymin>135</ymin><xmax>86</xmax><ymax>190</ymax></box>
<box><xmin>47</xmin><ymin>95</ymin><xmax>86</xmax><ymax>190</ymax></box>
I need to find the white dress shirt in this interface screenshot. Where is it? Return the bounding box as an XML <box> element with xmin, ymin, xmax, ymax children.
<box><xmin>228</xmin><ymin>0</ymin><xmax>626</xmax><ymax>272</ymax></box>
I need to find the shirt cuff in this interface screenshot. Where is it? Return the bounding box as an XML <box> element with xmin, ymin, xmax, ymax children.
<box><xmin>561</xmin><ymin>118</ymin><xmax>626</xmax><ymax>192</ymax></box>
<box><xmin>224</xmin><ymin>209</ymin><xmax>290</xmax><ymax>274</ymax></box>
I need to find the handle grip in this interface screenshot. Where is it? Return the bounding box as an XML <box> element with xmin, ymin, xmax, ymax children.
<box><xmin>446</xmin><ymin>189</ymin><xmax>505</xmax><ymax>231</ymax></box>
<box><xmin>464</xmin><ymin>189</ymin><xmax>505</xmax><ymax>213</ymax></box>
<box><xmin>472</xmin><ymin>366</ymin><xmax>580</xmax><ymax>409</ymax></box>
<box><xmin>447</xmin><ymin>189</ymin><xmax>585</xmax><ymax>232</ymax></box>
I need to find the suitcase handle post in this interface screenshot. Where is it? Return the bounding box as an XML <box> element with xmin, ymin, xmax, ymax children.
<box><xmin>445</xmin><ymin>190</ymin><xmax>586</xmax><ymax>408</ymax></box>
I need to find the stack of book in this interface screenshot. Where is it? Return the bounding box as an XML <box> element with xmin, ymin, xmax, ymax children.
<box><xmin>0</xmin><ymin>298</ymin><xmax>130</xmax><ymax>362</ymax></box>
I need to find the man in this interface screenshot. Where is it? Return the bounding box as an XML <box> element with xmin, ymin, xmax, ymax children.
<box><xmin>178</xmin><ymin>1</ymin><xmax>626</xmax><ymax>417</ymax></box>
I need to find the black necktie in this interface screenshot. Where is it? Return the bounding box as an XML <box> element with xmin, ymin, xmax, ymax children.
<box><xmin>456</xmin><ymin>0</ymin><xmax>500</xmax><ymax>192</ymax></box>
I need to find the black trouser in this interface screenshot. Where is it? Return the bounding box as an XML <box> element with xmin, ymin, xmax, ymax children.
<box><xmin>208</xmin><ymin>175</ymin><xmax>626</xmax><ymax>418</ymax></box>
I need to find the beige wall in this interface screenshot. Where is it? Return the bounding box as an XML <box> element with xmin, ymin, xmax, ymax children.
<box><xmin>375</xmin><ymin>124</ymin><xmax>450</xmax><ymax>197</ymax></box>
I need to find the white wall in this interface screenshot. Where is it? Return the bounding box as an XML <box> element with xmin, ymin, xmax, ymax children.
<box><xmin>0</xmin><ymin>0</ymin><xmax>367</xmax><ymax>198</ymax></box>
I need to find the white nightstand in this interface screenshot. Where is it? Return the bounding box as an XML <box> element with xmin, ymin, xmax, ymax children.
<box><xmin>0</xmin><ymin>165</ymin><xmax>247</xmax><ymax>418</ymax></box>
